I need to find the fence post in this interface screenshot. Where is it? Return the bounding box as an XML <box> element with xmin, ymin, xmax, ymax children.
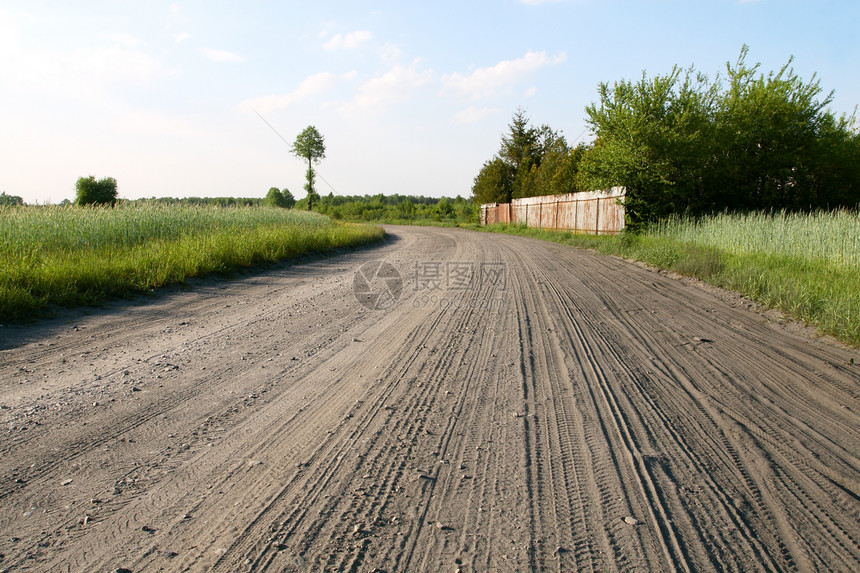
<box><xmin>595</xmin><ymin>198</ymin><xmax>600</xmax><ymax>235</ymax></box>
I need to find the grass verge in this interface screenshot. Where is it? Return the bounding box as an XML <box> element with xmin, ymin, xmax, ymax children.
<box><xmin>1</xmin><ymin>204</ymin><xmax>384</xmax><ymax>323</ymax></box>
<box><xmin>476</xmin><ymin>215</ymin><xmax>860</xmax><ymax>347</ymax></box>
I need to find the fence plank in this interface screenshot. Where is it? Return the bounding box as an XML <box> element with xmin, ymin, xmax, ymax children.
<box><xmin>481</xmin><ymin>188</ymin><xmax>625</xmax><ymax>235</ymax></box>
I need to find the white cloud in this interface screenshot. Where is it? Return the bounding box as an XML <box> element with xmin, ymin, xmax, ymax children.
<box><xmin>379</xmin><ymin>42</ymin><xmax>402</xmax><ymax>62</ymax></box>
<box><xmin>441</xmin><ymin>51</ymin><xmax>566</xmax><ymax>99</ymax></box>
<box><xmin>341</xmin><ymin>60</ymin><xmax>433</xmax><ymax>114</ymax></box>
<box><xmin>241</xmin><ymin>71</ymin><xmax>356</xmax><ymax>114</ymax></box>
<box><xmin>175</xmin><ymin>31</ymin><xmax>192</xmax><ymax>44</ymax></box>
<box><xmin>524</xmin><ymin>86</ymin><xmax>537</xmax><ymax>98</ymax></box>
<box><xmin>452</xmin><ymin>106</ymin><xmax>499</xmax><ymax>124</ymax></box>
<box><xmin>199</xmin><ymin>48</ymin><xmax>245</xmax><ymax>63</ymax></box>
<box><xmin>323</xmin><ymin>30</ymin><xmax>373</xmax><ymax>51</ymax></box>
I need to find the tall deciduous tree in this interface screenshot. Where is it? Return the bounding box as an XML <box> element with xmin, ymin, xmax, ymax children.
<box><xmin>578</xmin><ymin>66</ymin><xmax>716</xmax><ymax>225</ymax></box>
<box><xmin>290</xmin><ymin>126</ymin><xmax>326</xmax><ymax>211</ymax></box>
<box><xmin>713</xmin><ymin>46</ymin><xmax>840</xmax><ymax>211</ymax></box>
<box><xmin>578</xmin><ymin>45</ymin><xmax>858</xmax><ymax>225</ymax></box>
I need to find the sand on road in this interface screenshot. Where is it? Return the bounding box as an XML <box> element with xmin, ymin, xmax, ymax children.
<box><xmin>1</xmin><ymin>225</ymin><xmax>859</xmax><ymax>572</ymax></box>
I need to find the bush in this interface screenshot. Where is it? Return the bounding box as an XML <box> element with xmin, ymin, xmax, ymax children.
<box><xmin>265</xmin><ymin>187</ymin><xmax>287</xmax><ymax>208</ymax></box>
<box><xmin>75</xmin><ymin>176</ymin><xmax>118</xmax><ymax>206</ymax></box>
<box><xmin>0</xmin><ymin>192</ymin><xmax>24</xmax><ymax>206</ymax></box>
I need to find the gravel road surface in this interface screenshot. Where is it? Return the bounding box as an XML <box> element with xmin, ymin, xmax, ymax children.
<box><xmin>1</xmin><ymin>225</ymin><xmax>858</xmax><ymax>572</ymax></box>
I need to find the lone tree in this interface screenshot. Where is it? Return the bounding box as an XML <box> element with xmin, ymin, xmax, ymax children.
<box><xmin>75</xmin><ymin>175</ymin><xmax>118</xmax><ymax>206</ymax></box>
<box><xmin>290</xmin><ymin>125</ymin><xmax>326</xmax><ymax>211</ymax></box>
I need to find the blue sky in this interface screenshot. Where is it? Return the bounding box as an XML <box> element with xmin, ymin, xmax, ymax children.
<box><xmin>2</xmin><ymin>0</ymin><xmax>858</xmax><ymax>204</ymax></box>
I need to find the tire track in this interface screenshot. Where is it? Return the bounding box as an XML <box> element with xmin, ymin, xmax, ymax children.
<box><xmin>1</xmin><ymin>226</ymin><xmax>858</xmax><ymax>572</ymax></box>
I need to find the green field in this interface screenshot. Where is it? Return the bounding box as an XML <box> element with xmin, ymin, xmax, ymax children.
<box><xmin>0</xmin><ymin>203</ymin><xmax>384</xmax><ymax>323</ymax></box>
<box><xmin>480</xmin><ymin>209</ymin><xmax>860</xmax><ymax>347</ymax></box>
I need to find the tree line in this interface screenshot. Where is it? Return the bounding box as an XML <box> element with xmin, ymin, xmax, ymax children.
<box><xmin>472</xmin><ymin>46</ymin><xmax>860</xmax><ymax>227</ymax></box>
<box><xmin>3</xmin><ymin>183</ymin><xmax>475</xmax><ymax>223</ymax></box>
<box><xmin>311</xmin><ymin>193</ymin><xmax>475</xmax><ymax>222</ymax></box>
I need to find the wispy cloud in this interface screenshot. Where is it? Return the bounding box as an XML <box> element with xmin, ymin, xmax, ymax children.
<box><xmin>199</xmin><ymin>48</ymin><xmax>245</xmax><ymax>63</ymax></box>
<box><xmin>323</xmin><ymin>30</ymin><xmax>373</xmax><ymax>51</ymax></box>
<box><xmin>241</xmin><ymin>71</ymin><xmax>356</xmax><ymax>114</ymax></box>
<box><xmin>175</xmin><ymin>31</ymin><xmax>192</xmax><ymax>44</ymax></box>
<box><xmin>441</xmin><ymin>51</ymin><xmax>566</xmax><ymax>99</ymax></box>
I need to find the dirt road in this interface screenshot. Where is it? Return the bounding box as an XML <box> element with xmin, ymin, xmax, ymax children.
<box><xmin>1</xmin><ymin>225</ymin><xmax>858</xmax><ymax>572</ymax></box>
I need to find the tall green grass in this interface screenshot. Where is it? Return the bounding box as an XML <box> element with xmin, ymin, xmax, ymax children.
<box><xmin>652</xmin><ymin>210</ymin><xmax>860</xmax><ymax>268</ymax></box>
<box><xmin>1</xmin><ymin>204</ymin><xmax>384</xmax><ymax>322</ymax></box>
<box><xmin>478</xmin><ymin>209</ymin><xmax>860</xmax><ymax>346</ymax></box>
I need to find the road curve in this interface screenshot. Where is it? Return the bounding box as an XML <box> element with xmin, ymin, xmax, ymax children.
<box><xmin>1</xmin><ymin>225</ymin><xmax>858</xmax><ymax>572</ymax></box>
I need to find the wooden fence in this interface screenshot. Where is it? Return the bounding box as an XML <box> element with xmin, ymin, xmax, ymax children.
<box><xmin>480</xmin><ymin>187</ymin><xmax>626</xmax><ymax>235</ymax></box>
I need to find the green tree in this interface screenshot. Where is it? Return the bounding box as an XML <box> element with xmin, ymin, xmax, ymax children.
<box><xmin>436</xmin><ymin>197</ymin><xmax>454</xmax><ymax>218</ymax></box>
<box><xmin>0</xmin><ymin>192</ymin><xmax>24</xmax><ymax>206</ymax></box>
<box><xmin>280</xmin><ymin>187</ymin><xmax>296</xmax><ymax>208</ymax></box>
<box><xmin>810</xmin><ymin>112</ymin><xmax>860</xmax><ymax>207</ymax></box>
<box><xmin>397</xmin><ymin>198</ymin><xmax>415</xmax><ymax>219</ymax></box>
<box><xmin>500</xmin><ymin>107</ymin><xmax>538</xmax><ymax>175</ymax></box>
<box><xmin>472</xmin><ymin>157</ymin><xmax>513</xmax><ymax>204</ymax></box>
<box><xmin>578</xmin><ymin>46</ymin><xmax>859</xmax><ymax>224</ymax></box>
<box><xmin>75</xmin><ymin>176</ymin><xmax>118</xmax><ymax>206</ymax></box>
<box><xmin>550</xmin><ymin>143</ymin><xmax>587</xmax><ymax>196</ymax></box>
<box><xmin>512</xmin><ymin>156</ymin><xmax>539</xmax><ymax>199</ymax></box>
<box><xmin>264</xmin><ymin>187</ymin><xmax>290</xmax><ymax>208</ymax></box>
<box><xmin>578</xmin><ymin>64</ymin><xmax>720</xmax><ymax>225</ymax></box>
<box><xmin>472</xmin><ymin>109</ymin><xmax>583</xmax><ymax>204</ymax></box>
<box><xmin>290</xmin><ymin>125</ymin><xmax>326</xmax><ymax>211</ymax></box>
<box><xmin>712</xmin><ymin>46</ymin><xmax>841</xmax><ymax>211</ymax></box>
<box><xmin>452</xmin><ymin>195</ymin><xmax>477</xmax><ymax>223</ymax></box>
<box><xmin>501</xmin><ymin>108</ymin><xmax>542</xmax><ymax>199</ymax></box>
